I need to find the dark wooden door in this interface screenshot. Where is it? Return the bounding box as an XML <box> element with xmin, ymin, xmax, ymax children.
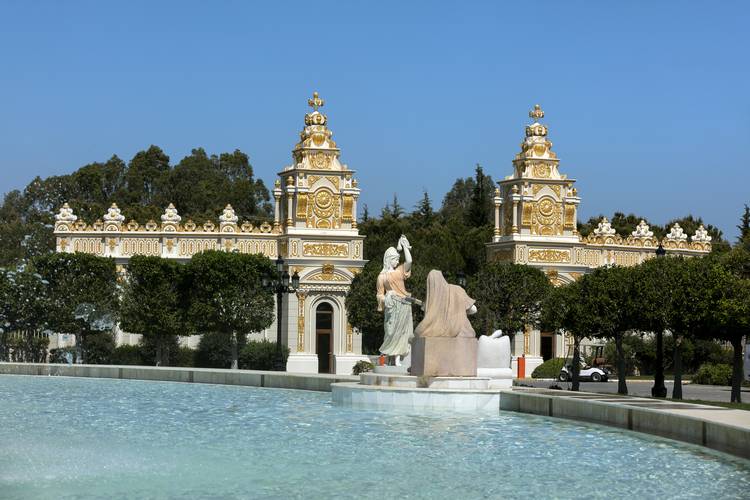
<box><xmin>315</xmin><ymin>303</ymin><xmax>333</xmax><ymax>373</ymax></box>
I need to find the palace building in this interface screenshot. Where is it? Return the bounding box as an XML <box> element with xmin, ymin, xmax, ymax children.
<box><xmin>487</xmin><ymin>105</ymin><xmax>712</xmax><ymax>373</ymax></box>
<box><xmin>53</xmin><ymin>92</ymin><xmax>369</xmax><ymax>375</ymax></box>
<box><xmin>53</xmin><ymin>94</ymin><xmax>712</xmax><ymax>376</ymax></box>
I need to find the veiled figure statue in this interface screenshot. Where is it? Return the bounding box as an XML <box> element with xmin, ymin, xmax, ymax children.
<box><xmin>377</xmin><ymin>235</ymin><xmax>413</xmax><ymax>365</ymax></box>
<box><xmin>414</xmin><ymin>270</ymin><xmax>477</xmax><ymax>338</ymax></box>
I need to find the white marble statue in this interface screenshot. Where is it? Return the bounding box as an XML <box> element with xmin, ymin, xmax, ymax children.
<box><xmin>377</xmin><ymin>235</ymin><xmax>414</xmax><ymax>366</ymax></box>
<box><xmin>477</xmin><ymin>330</ymin><xmax>514</xmax><ymax>388</ymax></box>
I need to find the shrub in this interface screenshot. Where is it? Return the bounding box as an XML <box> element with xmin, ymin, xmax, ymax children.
<box><xmin>531</xmin><ymin>357</ymin><xmax>565</xmax><ymax>379</ymax></box>
<box><xmin>110</xmin><ymin>345</ymin><xmax>144</xmax><ymax>366</ymax></box>
<box><xmin>174</xmin><ymin>346</ymin><xmax>196</xmax><ymax>367</ymax></box>
<box><xmin>195</xmin><ymin>331</ymin><xmax>233</xmax><ymax>368</ymax></box>
<box><xmin>49</xmin><ymin>347</ymin><xmax>76</xmax><ymax>364</ymax></box>
<box><xmin>692</xmin><ymin>363</ymin><xmax>732</xmax><ymax>386</ymax></box>
<box><xmin>6</xmin><ymin>334</ymin><xmax>50</xmax><ymax>362</ymax></box>
<box><xmin>239</xmin><ymin>340</ymin><xmax>289</xmax><ymax>371</ymax></box>
<box><xmin>352</xmin><ymin>360</ymin><xmax>374</xmax><ymax>375</ymax></box>
<box><xmin>84</xmin><ymin>332</ymin><xmax>115</xmax><ymax>364</ymax></box>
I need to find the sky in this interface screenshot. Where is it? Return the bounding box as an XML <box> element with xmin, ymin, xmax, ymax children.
<box><xmin>0</xmin><ymin>1</ymin><xmax>748</xmax><ymax>240</ymax></box>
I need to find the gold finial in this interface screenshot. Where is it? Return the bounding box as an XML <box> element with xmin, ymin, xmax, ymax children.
<box><xmin>529</xmin><ymin>104</ymin><xmax>544</xmax><ymax>120</ymax></box>
<box><xmin>308</xmin><ymin>91</ymin><xmax>324</xmax><ymax>111</ymax></box>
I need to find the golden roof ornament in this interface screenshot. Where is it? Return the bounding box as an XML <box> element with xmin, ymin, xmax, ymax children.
<box><xmin>308</xmin><ymin>91</ymin><xmax>324</xmax><ymax>111</ymax></box>
<box><xmin>294</xmin><ymin>91</ymin><xmax>338</xmax><ymax>156</ymax></box>
<box><xmin>529</xmin><ymin>104</ymin><xmax>545</xmax><ymax>120</ymax></box>
<box><xmin>526</xmin><ymin>104</ymin><xmax>548</xmax><ymax>138</ymax></box>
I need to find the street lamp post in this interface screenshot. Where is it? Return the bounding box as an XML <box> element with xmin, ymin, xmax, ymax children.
<box><xmin>263</xmin><ymin>256</ymin><xmax>300</xmax><ymax>371</ymax></box>
<box><xmin>652</xmin><ymin>243</ymin><xmax>668</xmax><ymax>398</ymax></box>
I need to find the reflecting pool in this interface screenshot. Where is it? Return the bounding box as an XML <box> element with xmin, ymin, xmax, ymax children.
<box><xmin>0</xmin><ymin>375</ymin><xmax>748</xmax><ymax>499</ymax></box>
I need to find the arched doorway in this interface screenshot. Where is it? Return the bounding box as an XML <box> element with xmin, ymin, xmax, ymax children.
<box><xmin>315</xmin><ymin>302</ymin><xmax>334</xmax><ymax>373</ymax></box>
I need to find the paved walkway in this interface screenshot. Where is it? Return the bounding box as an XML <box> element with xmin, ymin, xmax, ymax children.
<box><xmin>518</xmin><ymin>378</ymin><xmax>749</xmax><ymax>403</ymax></box>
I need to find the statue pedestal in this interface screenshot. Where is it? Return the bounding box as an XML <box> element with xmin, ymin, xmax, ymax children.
<box><xmin>411</xmin><ymin>337</ymin><xmax>477</xmax><ymax>377</ymax></box>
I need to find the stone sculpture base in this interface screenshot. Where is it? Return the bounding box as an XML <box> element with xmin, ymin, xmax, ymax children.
<box><xmin>410</xmin><ymin>337</ymin><xmax>477</xmax><ymax>377</ymax></box>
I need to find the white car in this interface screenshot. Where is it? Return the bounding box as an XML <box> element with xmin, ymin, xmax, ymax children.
<box><xmin>558</xmin><ymin>363</ymin><xmax>609</xmax><ymax>382</ymax></box>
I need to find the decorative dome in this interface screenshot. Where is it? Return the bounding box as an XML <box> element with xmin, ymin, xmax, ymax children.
<box><xmin>515</xmin><ymin>104</ymin><xmax>557</xmax><ymax>162</ymax></box>
<box><xmin>294</xmin><ymin>91</ymin><xmax>338</xmax><ymax>154</ymax></box>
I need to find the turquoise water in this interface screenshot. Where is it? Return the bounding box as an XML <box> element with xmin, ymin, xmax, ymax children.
<box><xmin>0</xmin><ymin>375</ymin><xmax>748</xmax><ymax>499</ymax></box>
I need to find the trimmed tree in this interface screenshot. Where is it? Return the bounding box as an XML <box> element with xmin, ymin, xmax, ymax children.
<box><xmin>32</xmin><ymin>253</ymin><xmax>119</xmax><ymax>363</ymax></box>
<box><xmin>185</xmin><ymin>251</ymin><xmax>274</xmax><ymax>370</ymax></box>
<box><xmin>583</xmin><ymin>266</ymin><xmax>639</xmax><ymax>395</ymax></box>
<box><xmin>120</xmin><ymin>255</ymin><xmax>187</xmax><ymax>366</ymax></box>
<box><xmin>468</xmin><ymin>262</ymin><xmax>552</xmax><ymax>338</ymax></box>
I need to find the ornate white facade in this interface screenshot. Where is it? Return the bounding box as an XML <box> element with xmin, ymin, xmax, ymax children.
<box><xmin>487</xmin><ymin>105</ymin><xmax>712</xmax><ymax>373</ymax></box>
<box><xmin>54</xmin><ymin>93</ymin><xmax>369</xmax><ymax>375</ymax></box>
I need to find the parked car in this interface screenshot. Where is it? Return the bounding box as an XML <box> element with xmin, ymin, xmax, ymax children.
<box><xmin>559</xmin><ymin>362</ymin><xmax>609</xmax><ymax>382</ymax></box>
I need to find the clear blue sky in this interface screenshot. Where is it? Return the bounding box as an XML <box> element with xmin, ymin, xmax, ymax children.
<box><xmin>1</xmin><ymin>1</ymin><xmax>747</xmax><ymax>240</ymax></box>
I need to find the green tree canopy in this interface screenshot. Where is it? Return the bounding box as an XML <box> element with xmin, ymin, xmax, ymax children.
<box><xmin>184</xmin><ymin>251</ymin><xmax>274</xmax><ymax>369</ymax></box>
<box><xmin>120</xmin><ymin>255</ymin><xmax>188</xmax><ymax>366</ymax></box>
<box><xmin>31</xmin><ymin>253</ymin><xmax>119</xmax><ymax>363</ymax></box>
<box><xmin>468</xmin><ymin>262</ymin><xmax>552</xmax><ymax>337</ymax></box>
<box><xmin>0</xmin><ymin>146</ymin><xmax>272</xmax><ymax>267</ymax></box>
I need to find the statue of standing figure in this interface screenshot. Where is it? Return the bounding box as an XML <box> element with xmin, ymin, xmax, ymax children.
<box><xmin>377</xmin><ymin>235</ymin><xmax>414</xmax><ymax>366</ymax></box>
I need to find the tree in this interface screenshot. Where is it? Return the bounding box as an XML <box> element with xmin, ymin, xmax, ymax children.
<box><xmin>441</xmin><ymin>165</ymin><xmax>494</xmax><ymax>227</ymax></box>
<box><xmin>712</xmin><ymin>274</ymin><xmax>750</xmax><ymax>403</ymax></box>
<box><xmin>719</xmin><ymin>247</ymin><xmax>750</xmax><ymax>402</ymax></box>
<box><xmin>541</xmin><ymin>279</ymin><xmax>595</xmax><ymax>391</ymax></box>
<box><xmin>633</xmin><ymin>256</ymin><xmax>683</xmax><ymax>397</ymax></box>
<box><xmin>665</xmin><ymin>257</ymin><xmax>726</xmax><ymax>399</ymax></box>
<box><xmin>413</xmin><ymin>191</ymin><xmax>434</xmax><ymax>228</ymax></box>
<box><xmin>32</xmin><ymin>253</ymin><xmax>119</xmax><ymax>363</ymax></box>
<box><xmin>185</xmin><ymin>251</ymin><xmax>274</xmax><ymax>369</ymax></box>
<box><xmin>583</xmin><ymin>266</ymin><xmax>639</xmax><ymax>395</ymax></box>
<box><xmin>0</xmin><ymin>146</ymin><xmax>273</xmax><ymax>267</ymax></box>
<box><xmin>120</xmin><ymin>255</ymin><xmax>187</xmax><ymax>366</ymax></box>
<box><xmin>0</xmin><ymin>266</ymin><xmax>51</xmax><ymax>361</ymax></box>
<box><xmin>468</xmin><ymin>263</ymin><xmax>552</xmax><ymax>338</ymax></box>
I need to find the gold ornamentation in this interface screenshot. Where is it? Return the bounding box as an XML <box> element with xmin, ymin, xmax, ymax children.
<box><xmin>307</xmin><ymin>187</ymin><xmax>340</xmax><ymax>229</ymax></box>
<box><xmin>321</xmin><ymin>263</ymin><xmax>334</xmax><ymax>278</ymax></box>
<box><xmin>347</xmin><ymin>267</ymin><xmax>362</xmax><ymax>275</ymax></box>
<box><xmin>532</xmin><ymin>164</ymin><xmax>551</xmax><ymax>178</ymax></box>
<box><xmin>121</xmin><ymin>238</ymin><xmax>160</xmax><ymax>256</ymax></box>
<box><xmin>528</xmin><ymin>249</ymin><xmax>570</xmax><ymax>263</ymax></box>
<box><xmin>296</xmin><ymin>193</ymin><xmax>308</xmax><ymax>220</ymax></box>
<box><xmin>346</xmin><ymin>323</ymin><xmax>354</xmax><ymax>353</ymax></box>
<box><xmin>303</xmin><ymin>243</ymin><xmax>348</xmax><ymax>257</ymax></box>
<box><xmin>521</xmin><ymin>203</ymin><xmax>533</xmax><ymax>227</ymax></box>
<box><xmin>564</xmin><ymin>204</ymin><xmax>576</xmax><ymax>229</ymax></box>
<box><xmin>531</xmin><ymin>196</ymin><xmax>562</xmax><ymax>236</ymax></box>
<box><xmin>307</xmin><ymin>272</ymin><xmax>347</xmax><ymax>282</ymax></box>
<box><xmin>342</xmin><ymin>195</ymin><xmax>353</xmax><ymax>222</ymax></box>
<box><xmin>308</xmin><ymin>91</ymin><xmax>324</xmax><ymax>111</ymax></box>
<box><xmin>107</xmin><ymin>238</ymin><xmax>117</xmax><ymax>252</ymax></box>
<box><xmin>59</xmin><ymin>238</ymin><xmax>68</xmax><ymax>251</ymax></box>
<box><xmin>529</xmin><ymin>104</ymin><xmax>544</xmax><ymax>120</ymax></box>
<box><xmin>296</xmin><ymin>291</ymin><xmax>306</xmax><ymax>352</ymax></box>
<box><xmin>491</xmin><ymin>248</ymin><xmax>514</xmax><ymax>262</ymax></box>
<box><xmin>311</xmin><ymin>152</ymin><xmax>332</xmax><ymax>169</ymax></box>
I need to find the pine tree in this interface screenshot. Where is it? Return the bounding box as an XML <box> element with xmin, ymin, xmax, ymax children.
<box><xmin>391</xmin><ymin>193</ymin><xmax>404</xmax><ymax>219</ymax></box>
<box><xmin>362</xmin><ymin>204</ymin><xmax>369</xmax><ymax>223</ymax></box>
<box><xmin>468</xmin><ymin>164</ymin><xmax>491</xmax><ymax>227</ymax></box>
<box><xmin>414</xmin><ymin>190</ymin><xmax>434</xmax><ymax>226</ymax></box>
<box><xmin>737</xmin><ymin>204</ymin><xmax>750</xmax><ymax>245</ymax></box>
